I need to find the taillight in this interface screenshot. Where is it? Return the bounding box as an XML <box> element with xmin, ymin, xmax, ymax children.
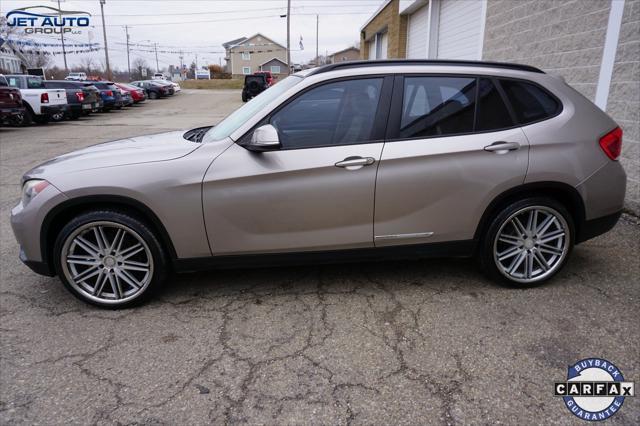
<box><xmin>105</xmin><ymin>90</ymin><xmax>113</xmax><ymax>97</ymax></box>
<box><xmin>75</xmin><ymin>91</ymin><xmax>84</xmax><ymax>102</ymax></box>
<box><xmin>41</xmin><ymin>93</ymin><xmax>49</xmax><ymax>103</ymax></box>
<box><xmin>599</xmin><ymin>127</ymin><xmax>623</xmax><ymax>160</ymax></box>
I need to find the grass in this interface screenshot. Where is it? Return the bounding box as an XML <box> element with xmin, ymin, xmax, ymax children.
<box><xmin>180</xmin><ymin>79</ymin><xmax>244</xmax><ymax>90</ymax></box>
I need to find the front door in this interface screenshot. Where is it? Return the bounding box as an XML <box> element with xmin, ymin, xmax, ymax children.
<box><xmin>374</xmin><ymin>75</ymin><xmax>530</xmax><ymax>246</ymax></box>
<box><xmin>202</xmin><ymin>76</ymin><xmax>391</xmax><ymax>255</ymax></box>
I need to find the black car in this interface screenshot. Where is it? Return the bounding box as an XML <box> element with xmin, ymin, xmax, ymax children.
<box><xmin>242</xmin><ymin>74</ymin><xmax>268</xmax><ymax>102</ymax></box>
<box><xmin>130</xmin><ymin>81</ymin><xmax>169</xmax><ymax>99</ymax></box>
<box><xmin>43</xmin><ymin>80</ymin><xmax>100</xmax><ymax>119</ymax></box>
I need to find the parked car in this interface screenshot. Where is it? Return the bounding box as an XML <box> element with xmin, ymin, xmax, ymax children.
<box><xmin>114</xmin><ymin>83</ymin><xmax>146</xmax><ymax>103</ymax></box>
<box><xmin>242</xmin><ymin>73</ymin><xmax>268</xmax><ymax>102</ymax></box>
<box><xmin>42</xmin><ymin>80</ymin><xmax>99</xmax><ymax>120</ymax></box>
<box><xmin>254</xmin><ymin>71</ymin><xmax>274</xmax><ymax>86</ymax></box>
<box><xmin>0</xmin><ymin>74</ymin><xmax>26</xmax><ymax>126</ymax></box>
<box><xmin>89</xmin><ymin>81</ymin><xmax>123</xmax><ymax>111</ymax></box>
<box><xmin>130</xmin><ymin>80</ymin><xmax>170</xmax><ymax>99</ymax></box>
<box><xmin>5</xmin><ymin>74</ymin><xmax>68</xmax><ymax>124</ymax></box>
<box><xmin>146</xmin><ymin>79</ymin><xmax>175</xmax><ymax>95</ymax></box>
<box><xmin>65</xmin><ymin>72</ymin><xmax>88</xmax><ymax>81</ymax></box>
<box><xmin>152</xmin><ymin>73</ymin><xmax>165</xmax><ymax>80</ymax></box>
<box><xmin>10</xmin><ymin>60</ymin><xmax>626</xmax><ymax>308</ymax></box>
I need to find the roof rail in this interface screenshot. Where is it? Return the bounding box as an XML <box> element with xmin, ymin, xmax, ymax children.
<box><xmin>308</xmin><ymin>59</ymin><xmax>545</xmax><ymax>75</ymax></box>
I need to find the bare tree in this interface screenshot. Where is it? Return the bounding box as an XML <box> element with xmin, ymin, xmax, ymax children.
<box><xmin>78</xmin><ymin>56</ymin><xmax>96</xmax><ymax>75</ymax></box>
<box><xmin>21</xmin><ymin>51</ymin><xmax>52</xmax><ymax>69</ymax></box>
<box><xmin>132</xmin><ymin>57</ymin><xmax>149</xmax><ymax>80</ymax></box>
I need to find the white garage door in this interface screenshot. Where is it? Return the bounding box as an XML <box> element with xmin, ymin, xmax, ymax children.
<box><xmin>406</xmin><ymin>5</ymin><xmax>429</xmax><ymax>58</ymax></box>
<box><xmin>437</xmin><ymin>0</ymin><xmax>484</xmax><ymax>59</ymax></box>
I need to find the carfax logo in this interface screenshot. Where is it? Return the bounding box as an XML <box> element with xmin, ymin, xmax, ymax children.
<box><xmin>555</xmin><ymin>358</ymin><xmax>635</xmax><ymax>421</ymax></box>
<box><xmin>6</xmin><ymin>5</ymin><xmax>91</xmax><ymax>35</ymax></box>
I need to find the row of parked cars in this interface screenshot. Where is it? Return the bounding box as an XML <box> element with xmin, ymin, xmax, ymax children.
<box><xmin>0</xmin><ymin>74</ymin><xmax>180</xmax><ymax>126</ymax></box>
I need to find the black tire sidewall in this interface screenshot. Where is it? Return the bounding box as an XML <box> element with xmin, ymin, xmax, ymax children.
<box><xmin>479</xmin><ymin>197</ymin><xmax>575</xmax><ymax>288</ymax></box>
<box><xmin>53</xmin><ymin>210</ymin><xmax>168</xmax><ymax>308</ymax></box>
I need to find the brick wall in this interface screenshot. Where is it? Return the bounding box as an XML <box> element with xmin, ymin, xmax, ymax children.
<box><xmin>608</xmin><ymin>0</ymin><xmax>639</xmax><ymax>213</ymax></box>
<box><xmin>361</xmin><ymin>0</ymin><xmax>408</xmax><ymax>59</ymax></box>
<box><xmin>483</xmin><ymin>0</ymin><xmax>639</xmax><ymax>214</ymax></box>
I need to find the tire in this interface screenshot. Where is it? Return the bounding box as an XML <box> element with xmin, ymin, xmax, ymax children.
<box><xmin>53</xmin><ymin>210</ymin><xmax>168</xmax><ymax>308</ymax></box>
<box><xmin>479</xmin><ymin>197</ymin><xmax>574</xmax><ymax>287</ymax></box>
<box><xmin>51</xmin><ymin>111</ymin><xmax>65</xmax><ymax>122</ymax></box>
<box><xmin>241</xmin><ymin>92</ymin><xmax>248</xmax><ymax>102</ymax></box>
<box><xmin>20</xmin><ymin>105</ymin><xmax>34</xmax><ymax>126</ymax></box>
<box><xmin>149</xmin><ymin>91</ymin><xmax>158</xmax><ymax>100</ymax></box>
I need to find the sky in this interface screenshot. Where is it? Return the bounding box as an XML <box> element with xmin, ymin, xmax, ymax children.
<box><xmin>1</xmin><ymin>0</ymin><xmax>383</xmax><ymax>72</ymax></box>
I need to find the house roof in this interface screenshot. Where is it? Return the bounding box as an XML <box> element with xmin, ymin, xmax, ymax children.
<box><xmin>222</xmin><ymin>37</ymin><xmax>247</xmax><ymax>49</ymax></box>
<box><xmin>329</xmin><ymin>47</ymin><xmax>360</xmax><ymax>57</ymax></box>
<box><xmin>360</xmin><ymin>0</ymin><xmax>393</xmax><ymax>31</ymax></box>
<box><xmin>260</xmin><ymin>57</ymin><xmax>288</xmax><ymax>67</ymax></box>
<box><xmin>228</xmin><ymin>33</ymin><xmax>286</xmax><ymax>50</ymax></box>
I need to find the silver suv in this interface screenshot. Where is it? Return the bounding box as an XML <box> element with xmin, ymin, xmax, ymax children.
<box><xmin>11</xmin><ymin>60</ymin><xmax>626</xmax><ymax>308</ymax></box>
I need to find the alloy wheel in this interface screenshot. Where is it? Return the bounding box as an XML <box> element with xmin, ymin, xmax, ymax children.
<box><xmin>61</xmin><ymin>221</ymin><xmax>154</xmax><ymax>304</ymax></box>
<box><xmin>493</xmin><ymin>206</ymin><xmax>569</xmax><ymax>283</ymax></box>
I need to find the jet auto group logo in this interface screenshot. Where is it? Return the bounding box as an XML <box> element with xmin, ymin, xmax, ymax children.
<box><xmin>6</xmin><ymin>5</ymin><xmax>91</xmax><ymax>35</ymax></box>
<box><xmin>555</xmin><ymin>358</ymin><xmax>635</xmax><ymax>421</ymax></box>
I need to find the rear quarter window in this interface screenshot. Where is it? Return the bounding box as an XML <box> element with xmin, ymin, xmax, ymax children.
<box><xmin>500</xmin><ymin>79</ymin><xmax>560</xmax><ymax>124</ymax></box>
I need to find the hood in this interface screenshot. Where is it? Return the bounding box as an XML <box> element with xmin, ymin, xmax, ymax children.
<box><xmin>25</xmin><ymin>130</ymin><xmax>201</xmax><ymax>180</ymax></box>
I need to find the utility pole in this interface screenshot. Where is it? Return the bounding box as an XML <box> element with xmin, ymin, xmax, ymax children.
<box><xmin>154</xmin><ymin>42</ymin><xmax>159</xmax><ymax>72</ymax></box>
<box><xmin>286</xmin><ymin>0</ymin><xmax>291</xmax><ymax>73</ymax></box>
<box><xmin>56</xmin><ymin>0</ymin><xmax>68</xmax><ymax>71</ymax></box>
<box><xmin>315</xmin><ymin>14</ymin><xmax>319</xmax><ymax>66</ymax></box>
<box><xmin>99</xmin><ymin>0</ymin><xmax>111</xmax><ymax>80</ymax></box>
<box><xmin>124</xmin><ymin>25</ymin><xmax>131</xmax><ymax>79</ymax></box>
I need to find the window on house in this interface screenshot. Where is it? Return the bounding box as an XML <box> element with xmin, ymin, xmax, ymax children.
<box><xmin>270</xmin><ymin>65</ymin><xmax>281</xmax><ymax>74</ymax></box>
<box><xmin>400</xmin><ymin>76</ymin><xmax>476</xmax><ymax>138</ymax></box>
<box><xmin>500</xmin><ymin>79</ymin><xmax>560</xmax><ymax>124</ymax></box>
<box><xmin>242</xmin><ymin>52</ymin><xmax>250</xmax><ymax>60</ymax></box>
<box><xmin>242</xmin><ymin>66</ymin><xmax>251</xmax><ymax>75</ymax></box>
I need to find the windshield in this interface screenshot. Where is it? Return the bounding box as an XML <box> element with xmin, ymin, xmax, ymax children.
<box><xmin>203</xmin><ymin>75</ymin><xmax>303</xmax><ymax>142</ymax></box>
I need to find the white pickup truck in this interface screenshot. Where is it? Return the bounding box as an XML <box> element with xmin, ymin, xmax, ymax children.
<box><xmin>5</xmin><ymin>74</ymin><xmax>69</xmax><ymax>124</ymax></box>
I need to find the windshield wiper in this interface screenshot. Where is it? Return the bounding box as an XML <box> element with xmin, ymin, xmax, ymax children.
<box><xmin>183</xmin><ymin>126</ymin><xmax>212</xmax><ymax>143</ymax></box>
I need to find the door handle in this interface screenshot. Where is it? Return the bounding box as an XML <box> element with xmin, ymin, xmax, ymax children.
<box><xmin>335</xmin><ymin>156</ymin><xmax>375</xmax><ymax>169</ymax></box>
<box><xmin>484</xmin><ymin>141</ymin><xmax>521</xmax><ymax>154</ymax></box>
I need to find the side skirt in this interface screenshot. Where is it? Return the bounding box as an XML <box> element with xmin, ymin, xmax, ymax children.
<box><xmin>172</xmin><ymin>240</ymin><xmax>477</xmax><ymax>272</ymax></box>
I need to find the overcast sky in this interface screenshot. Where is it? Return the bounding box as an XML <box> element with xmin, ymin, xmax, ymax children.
<box><xmin>1</xmin><ymin>0</ymin><xmax>382</xmax><ymax>72</ymax></box>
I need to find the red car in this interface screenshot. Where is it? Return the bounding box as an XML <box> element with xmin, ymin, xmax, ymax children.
<box><xmin>114</xmin><ymin>83</ymin><xmax>147</xmax><ymax>103</ymax></box>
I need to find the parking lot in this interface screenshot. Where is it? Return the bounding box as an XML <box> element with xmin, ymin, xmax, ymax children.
<box><xmin>0</xmin><ymin>89</ymin><xmax>638</xmax><ymax>425</ymax></box>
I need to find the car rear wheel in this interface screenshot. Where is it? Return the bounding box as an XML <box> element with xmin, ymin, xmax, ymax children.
<box><xmin>53</xmin><ymin>211</ymin><xmax>167</xmax><ymax>308</ymax></box>
<box><xmin>149</xmin><ymin>91</ymin><xmax>158</xmax><ymax>100</ymax></box>
<box><xmin>479</xmin><ymin>197</ymin><xmax>574</xmax><ymax>287</ymax></box>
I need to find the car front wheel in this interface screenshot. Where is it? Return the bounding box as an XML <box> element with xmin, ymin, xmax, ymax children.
<box><xmin>53</xmin><ymin>210</ymin><xmax>167</xmax><ymax>308</ymax></box>
<box><xmin>480</xmin><ymin>197</ymin><xmax>574</xmax><ymax>287</ymax></box>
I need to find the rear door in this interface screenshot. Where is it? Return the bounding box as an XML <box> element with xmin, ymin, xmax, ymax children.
<box><xmin>374</xmin><ymin>75</ymin><xmax>529</xmax><ymax>246</ymax></box>
<box><xmin>202</xmin><ymin>76</ymin><xmax>393</xmax><ymax>255</ymax></box>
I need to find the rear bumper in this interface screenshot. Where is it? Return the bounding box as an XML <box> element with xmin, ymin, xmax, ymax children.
<box><xmin>576</xmin><ymin>210</ymin><xmax>622</xmax><ymax>244</ymax></box>
<box><xmin>0</xmin><ymin>106</ymin><xmax>26</xmax><ymax>117</ymax></box>
<box><xmin>41</xmin><ymin>104</ymin><xmax>69</xmax><ymax>116</ymax></box>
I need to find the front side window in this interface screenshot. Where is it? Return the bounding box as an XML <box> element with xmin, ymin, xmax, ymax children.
<box><xmin>500</xmin><ymin>79</ymin><xmax>560</xmax><ymax>124</ymax></box>
<box><xmin>271</xmin><ymin>78</ymin><xmax>383</xmax><ymax>149</ymax></box>
<box><xmin>242</xmin><ymin>66</ymin><xmax>251</xmax><ymax>75</ymax></box>
<box><xmin>400</xmin><ymin>76</ymin><xmax>476</xmax><ymax>138</ymax></box>
<box><xmin>476</xmin><ymin>78</ymin><xmax>514</xmax><ymax>131</ymax></box>
<box><xmin>7</xmin><ymin>77</ymin><xmax>22</xmax><ymax>89</ymax></box>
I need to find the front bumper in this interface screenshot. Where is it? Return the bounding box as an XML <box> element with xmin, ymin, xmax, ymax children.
<box><xmin>11</xmin><ymin>184</ymin><xmax>67</xmax><ymax>277</ymax></box>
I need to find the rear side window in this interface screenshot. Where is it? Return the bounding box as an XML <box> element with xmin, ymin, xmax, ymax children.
<box><xmin>500</xmin><ymin>79</ymin><xmax>559</xmax><ymax>124</ymax></box>
<box><xmin>476</xmin><ymin>78</ymin><xmax>514</xmax><ymax>131</ymax></box>
<box><xmin>26</xmin><ymin>77</ymin><xmax>44</xmax><ymax>89</ymax></box>
<box><xmin>400</xmin><ymin>76</ymin><xmax>476</xmax><ymax>138</ymax></box>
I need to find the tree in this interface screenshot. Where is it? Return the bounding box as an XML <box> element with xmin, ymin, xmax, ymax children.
<box><xmin>78</xmin><ymin>56</ymin><xmax>96</xmax><ymax>75</ymax></box>
<box><xmin>132</xmin><ymin>57</ymin><xmax>149</xmax><ymax>80</ymax></box>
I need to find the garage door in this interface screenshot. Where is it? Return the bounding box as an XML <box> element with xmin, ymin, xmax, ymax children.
<box><xmin>406</xmin><ymin>4</ymin><xmax>429</xmax><ymax>58</ymax></box>
<box><xmin>437</xmin><ymin>0</ymin><xmax>484</xmax><ymax>59</ymax></box>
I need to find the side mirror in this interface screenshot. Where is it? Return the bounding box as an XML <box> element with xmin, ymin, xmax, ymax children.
<box><xmin>247</xmin><ymin>124</ymin><xmax>281</xmax><ymax>152</ymax></box>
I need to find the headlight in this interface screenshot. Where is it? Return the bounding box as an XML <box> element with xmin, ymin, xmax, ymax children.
<box><xmin>21</xmin><ymin>179</ymin><xmax>50</xmax><ymax>207</ymax></box>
